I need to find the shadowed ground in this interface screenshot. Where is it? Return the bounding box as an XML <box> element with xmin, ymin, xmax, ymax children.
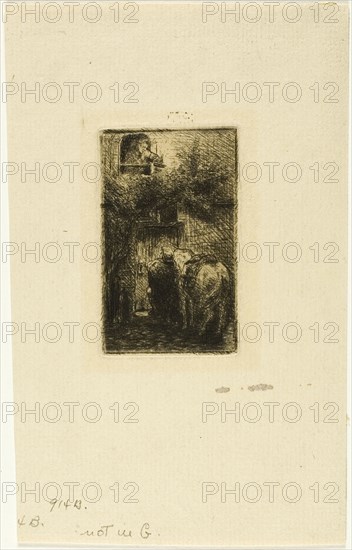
<box><xmin>104</xmin><ymin>312</ymin><xmax>235</xmax><ymax>354</ymax></box>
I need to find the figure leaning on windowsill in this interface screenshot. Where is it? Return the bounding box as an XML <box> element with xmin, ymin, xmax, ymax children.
<box><xmin>121</xmin><ymin>134</ymin><xmax>165</xmax><ymax>175</ymax></box>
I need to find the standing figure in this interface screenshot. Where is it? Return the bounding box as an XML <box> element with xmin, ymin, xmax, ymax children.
<box><xmin>147</xmin><ymin>247</ymin><xmax>182</xmax><ymax>325</ymax></box>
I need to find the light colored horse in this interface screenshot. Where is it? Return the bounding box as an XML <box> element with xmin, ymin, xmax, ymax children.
<box><xmin>173</xmin><ymin>249</ymin><xmax>231</xmax><ymax>339</ymax></box>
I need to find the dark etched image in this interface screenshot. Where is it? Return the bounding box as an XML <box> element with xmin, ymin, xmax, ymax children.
<box><xmin>100</xmin><ymin>128</ymin><xmax>237</xmax><ymax>353</ymax></box>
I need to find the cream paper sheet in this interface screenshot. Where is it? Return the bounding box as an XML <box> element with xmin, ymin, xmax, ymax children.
<box><xmin>4</xmin><ymin>1</ymin><xmax>349</xmax><ymax>546</ymax></box>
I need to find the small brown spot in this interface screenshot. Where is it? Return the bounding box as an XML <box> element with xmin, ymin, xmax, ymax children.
<box><xmin>215</xmin><ymin>386</ymin><xmax>230</xmax><ymax>393</ymax></box>
<box><xmin>248</xmin><ymin>383</ymin><xmax>274</xmax><ymax>392</ymax></box>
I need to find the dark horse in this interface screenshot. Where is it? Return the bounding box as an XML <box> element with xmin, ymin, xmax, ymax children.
<box><xmin>148</xmin><ymin>248</ymin><xmax>231</xmax><ymax>340</ymax></box>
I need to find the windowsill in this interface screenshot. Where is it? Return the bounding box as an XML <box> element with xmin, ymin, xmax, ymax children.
<box><xmin>136</xmin><ymin>220</ymin><xmax>184</xmax><ymax>229</ymax></box>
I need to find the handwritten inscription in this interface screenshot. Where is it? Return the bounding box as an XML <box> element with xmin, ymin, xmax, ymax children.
<box><xmin>79</xmin><ymin>522</ymin><xmax>152</xmax><ymax>539</ymax></box>
<box><xmin>18</xmin><ymin>514</ymin><xmax>154</xmax><ymax>541</ymax></box>
<box><xmin>18</xmin><ymin>515</ymin><xmax>44</xmax><ymax>528</ymax></box>
<box><xmin>49</xmin><ymin>498</ymin><xmax>83</xmax><ymax>512</ymax></box>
